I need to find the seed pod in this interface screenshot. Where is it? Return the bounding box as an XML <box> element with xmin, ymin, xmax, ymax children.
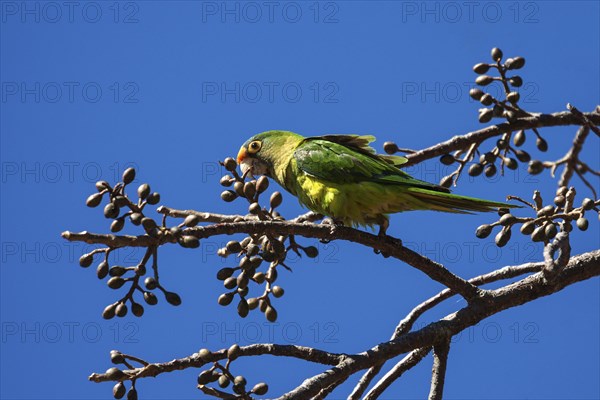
<box><xmin>217</xmin><ymin>267</ymin><xmax>235</xmax><ymax>281</ymax></box>
<box><xmin>221</xmin><ymin>190</ymin><xmax>237</xmax><ymax>202</ymax></box>
<box><xmin>96</xmin><ymin>180</ymin><xmax>111</xmax><ymax>192</ymax></box>
<box><xmin>141</xmin><ymin>217</ymin><xmax>157</xmax><ymax>232</ymax></box>
<box><xmin>528</xmin><ymin>160</ymin><xmax>544</xmax><ymax>175</ymax></box>
<box><xmin>218</xmin><ymin>292</ymin><xmax>234</xmax><ymax>306</ymax></box>
<box><xmin>227</xmin><ymin>343</ymin><xmax>241</xmax><ymax>360</ymax></box>
<box><xmin>122</xmin><ymin>168</ymin><xmax>136</xmax><ymax>185</ymax></box>
<box><xmin>198</xmin><ymin>348</ymin><xmax>211</xmax><ymax>361</ymax></box>
<box><xmin>218</xmin><ymin>375</ymin><xmax>230</xmax><ymax>388</ymax></box>
<box><xmin>197</xmin><ymin>370</ymin><xmax>213</xmax><ymax>385</ymax></box>
<box><xmin>271</xmin><ymin>286</ymin><xmax>284</xmax><ymax>298</ymax></box>
<box><xmin>303</xmin><ymin>246</ymin><xmax>319</xmax><ymax>258</ymax></box>
<box><xmin>496</xmin><ymin>138</ymin><xmax>508</xmax><ymax>149</ymax></box>
<box><xmin>146</xmin><ymin>192</ymin><xmax>160</xmax><ymax>205</ymax></box>
<box><xmin>137</xmin><ymin>183</ymin><xmax>150</xmax><ymax>199</ymax></box>
<box><xmin>225</xmin><ymin>241</ymin><xmax>242</xmax><ymax>254</ymax></box>
<box><xmin>531</xmin><ymin>226</ymin><xmax>546</xmax><ymax>242</ymax></box>
<box><xmin>131</xmin><ymin>302</ymin><xmax>144</xmax><ymax>317</ymax></box>
<box><xmin>499</xmin><ymin>214</ymin><xmax>516</xmax><ymax>226</ymax></box>
<box><xmin>247</xmin><ymin>297</ymin><xmax>259</xmax><ymax>310</ymax></box>
<box><xmin>492</xmin><ymin>104</ymin><xmax>504</xmax><ymax>117</ymax></box>
<box><xmin>115</xmin><ymin>303</ymin><xmax>128</xmax><ymax>317</ymax></box>
<box><xmin>468</xmin><ymin>163</ymin><xmax>483</xmax><ymax>177</ymax></box>
<box><xmin>243</xmin><ymin>182</ymin><xmax>256</xmax><ymax>199</ymax></box>
<box><xmin>104</xmin><ymin>203</ymin><xmax>120</xmax><ymax>219</ymax></box>
<box><xmin>86</xmin><ymin>192</ymin><xmax>103</xmax><ymax>207</ymax></box>
<box><xmin>469</xmin><ymin>88</ymin><xmax>484</xmax><ymax>100</ymax></box>
<box><xmin>475</xmin><ymin>224</ymin><xmax>493</xmax><ymax>239</ymax></box>
<box><xmin>108</xmin><ymin>277</ymin><xmax>125</xmax><ymax>289</ymax></box>
<box><xmin>528</xmin><ymin>134</ymin><xmax>544</xmax><ymax>151</ymax></box>
<box><xmin>491</xmin><ymin>47</ymin><xmax>503</xmax><ymax>61</ymax></box>
<box><xmin>237</xmin><ymin>271</ymin><xmax>250</xmax><ymax>289</ymax></box>
<box><xmin>383</xmin><ymin>141</ymin><xmax>398</xmax><ymax>154</ymax></box>
<box><xmin>537</xmin><ymin>205</ymin><xmax>555</xmax><ymax>217</ymax></box>
<box><xmin>252</xmin><ymin>382</ymin><xmax>269</xmax><ymax>395</ymax></box>
<box><xmin>165</xmin><ymin>291</ymin><xmax>182</xmax><ymax>306</ymax></box>
<box><xmin>106</xmin><ymin>367</ymin><xmax>125</xmax><ymax>380</ymax></box>
<box><xmin>508</xmin><ymin>76</ymin><xmax>523</xmax><ymax>87</ymax></box>
<box><xmin>269</xmin><ymin>191</ymin><xmax>283</xmax><ymax>208</ymax></box>
<box><xmin>249</xmin><ymin>202</ymin><xmax>261</xmax><ymax>215</ymax></box>
<box><xmin>545</xmin><ymin>223</ymin><xmax>558</xmax><ymax>239</ymax></box>
<box><xmin>498</xmin><ymin>207</ymin><xmax>510</xmax><ymax>216</ymax></box>
<box><xmin>135</xmin><ymin>264</ymin><xmax>146</xmax><ymax>276</ymax></box>
<box><xmin>103</xmin><ymin>303</ymin><xmax>117</xmax><ymax>320</ymax></box>
<box><xmin>143</xmin><ymin>291</ymin><xmax>158</xmax><ymax>305</ymax></box>
<box><xmin>514</xmin><ymin>150</ymin><xmax>530</xmax><ymax>163</ymax></box>
<box><xmin>479</xmin><ymin>93</ymin><xmax>493</xmax><ymax>106</ymax></box>
<box><xmin>129</xmin><ymin>212</ymin><xmax>143</xmax><ymax>225</ymax></box>
<box><xmin>234</xmin><ymin>375</ymin><xmax>247</xmax><ymax>387</ymax></box>
<box><xmin>180</xmin><ymin>215</ymin><xmax>199</xmax><ymax>228</ymax></box>
<box><xmin>505</xmin><ymin>56</ymin><xmax>525</xmax><ymax>69</ymax></box>
<box><xmin>520</xmin><ymin>220</ymin><xmax>536</xmax><ymax>235</ymax></box>
<box><xmin>144</xmin><ymin>276</ymin><xmax>158</xmax><ymax>290</ymax></box>
<box><xmin>259</xmin><ymin>299</ymin><xmax>268</xmax><ymax>312</ymax></box>
<box><xmin>504</xmin><ymin>157</ymin><xmax>518</xmax><ymax>170</ymax></box>
<box><xmin>440</xmin><ymin>175</ymin><xmax>453</xmax><ymax>188</ymax></box>
<box><xmin>513</xmin><ymin>130</ymin><xmax>526</xmax><ymax>146</ymax></box>
<box><xmin>110</xmin><ymin>350</ymin><xmax>125</xmax><ymax>364</ymax></box>
<box><xmin>506</xmin><ymin>91</ymin><xmax>520</xmax><ymax>104</ymax></box>
<box><xmin>473</xmin><ymin>63</ymin><xmax>490</xmax><ymax>74</ymax></box>
<box><xmin>110</xmin><ymin>218</ymin><xmax>125</xmax><ymax>233</ymax></box>
<box><xmin>253</xmin><ymin>272</ymin><xmax>265</xmax><ymax>284</ymax></box>
<box><xmin>266</xmin><ymin>267</ymin><xmax>278</xmax><ymax>283</ymax></box>
<box><xmin>233</xmin><ymin>181</ymin><xmax>245</xmax><ymax>197</ymax></box>
<box><xmin>440</xmin><ymin>154</ymin><xmax>455</xmax><ymax>165</ymax></box>
<box><xmin>127</xmin><ymin>388</ymin><xmax>137</xmax><ymax>400</ymax></box>
<box><xmin>582</xmin><ymin>198</ymin><xmax>595</xmax><ymax>210</ymax></box>
<box><xmin>475</xmin><ymin>75</ymin><xmax>494</xmax><ymax>86</ymax></box>
<box><xmin>237</xmin><ymin>299</ymin><xmax>249</xmax><ymax>318</ymax></box>
<box><xmin>179</xmin><ymin>236</ymin><xmax>200</xmax><ymax>248</ymax></box>
<box><xmin>576</xmin><ymin>217</ymin><xmax>589</xmax><ymax>231</ymax></box>
<box><xmin>495</xmin><ymin>227</ymin><xmax>511</xmax><ymax>247</ymax></box>
<box><xmin>237</xmin><ymin>286</ymin><xmax>249</xmax><ymax>297</ymax></box>
<box><xmin>96</xmin><ymin>260</ymin><xmax>109</xmax><ymax>279</ymax></box>
<box><xmin>109</xmin><ymin>266</ymin><xmax>126</xmax><ymax>277</ymax></box>
<box><xmin>223</xmin><ymin>157</ymin><xmax>237</xmax><ymax>171</ymax></box>
<box><xmin>478</xmin><ymin>108</ymin><xmax>493</xmax><ymax>123</ymax></box>
<box><xmin>484</xmin><ymin>164</ymin><xmax>497</xmax><ymax>177</ymax></box>
<box><xmin>79</xmin><ymin>253</ymin><xmax>93</xmax><ymax>268</ymax></box>
<box><xmin>265</xmin><ymin>306</ymin><xmax>278</xmax><ymax>322</ymax></box>
<box><xmin>113</xmin><ymin>382</ymin><xmax>126</xmax><ymax>399</ymax></box>
<box><xmin>554</xmin><ymin>195</ymin><xmax>565</xmax><ymax>207</ymax></box>
<box><xmin>253</xmin><ymin>175</ymin><xmax>270</xmax><ymax>193</ymax></box>
<box><xmin>220</xmin><ymin>175</ymin><xmax>233</xmax><ymax>187</ymax></box>
<box><xmin>224</xmin><ymin>276</ymin><xmax>237</xmax><ymax>289</ymax></box>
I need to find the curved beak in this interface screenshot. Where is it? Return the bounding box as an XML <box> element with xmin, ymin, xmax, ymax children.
<box><xmin>237</xmin><ymin>147</ymin><xmax>248</xmax><ymax>165</ymax></box>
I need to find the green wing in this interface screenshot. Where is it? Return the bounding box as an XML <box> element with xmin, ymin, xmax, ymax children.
<box><xmin>293</xmin><ymin>135</ymin><xmax>449</xmax><ymax>192</ymax></box>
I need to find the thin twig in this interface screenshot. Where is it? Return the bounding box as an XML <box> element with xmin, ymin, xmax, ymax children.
<box><xmin>363</xmin><ymin>347</ymin><xmax>431</xmax><ymax>400</ymax></box>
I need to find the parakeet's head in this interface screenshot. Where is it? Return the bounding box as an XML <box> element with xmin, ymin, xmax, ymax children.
<box><xmin>237</xmin><ymin>130</ymin><xmax>303</xmax><ymax>177</ymax></box>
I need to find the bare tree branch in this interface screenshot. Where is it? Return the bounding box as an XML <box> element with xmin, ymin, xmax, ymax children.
<box><xmin>403</xmin><ymin>111</ymin><xmax>600</xmax><ymax>166</ymax></box>
<box><xmin>350</xmin><ymin>260</ymin><xmax>543</xmax><ymax>398</ymax></box>
<box><xmin>428</xmin><ymin>342</ymin><xmax>450</xmax><ymax>400</ymax></box>
<box><xmin>63</xmin><ymin>218</ymin><xmax>482</xmax><ymax>302</ymax></box>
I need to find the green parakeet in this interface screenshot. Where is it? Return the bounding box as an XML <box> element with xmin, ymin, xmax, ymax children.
<box><xmin>237</xmin><ymin>130</ymin><xmax>514</xmax><ymax>235</ymax></box>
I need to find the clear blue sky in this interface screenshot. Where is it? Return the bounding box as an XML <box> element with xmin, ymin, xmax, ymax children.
<box><xmin>1</xmin><ymin>1</ymin><xmax>599</xmax><ymax>399</ymax></box>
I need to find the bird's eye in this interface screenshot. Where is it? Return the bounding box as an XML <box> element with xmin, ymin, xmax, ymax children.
<box><xmin>248</xmin><ymin>140</ymin><xmax>262</xmax><ymax>154</ymax></box>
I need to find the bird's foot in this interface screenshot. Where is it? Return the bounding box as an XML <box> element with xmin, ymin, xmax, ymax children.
<box><xmin>320</xmin><ymin>217</ymin><xmax>343</xmax><ymax>243</ymax></box>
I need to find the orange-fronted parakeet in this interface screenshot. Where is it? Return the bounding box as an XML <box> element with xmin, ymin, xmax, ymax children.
<box><xmin>237</xmin><ymin>130</ymin><xmax>514</xmax><ymax>235</ymax></box>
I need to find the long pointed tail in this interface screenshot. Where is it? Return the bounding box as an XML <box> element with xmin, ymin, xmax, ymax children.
<box><xmin>407</xmin><ymin>187</ymin><xmax>517</xmax><ymax>214</ymax></box>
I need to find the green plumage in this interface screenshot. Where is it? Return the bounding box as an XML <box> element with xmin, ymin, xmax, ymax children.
<box><xmin>237</xmin><ymin>130</ymin><xmax>515</xmax><ymax>233</ymax></box>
